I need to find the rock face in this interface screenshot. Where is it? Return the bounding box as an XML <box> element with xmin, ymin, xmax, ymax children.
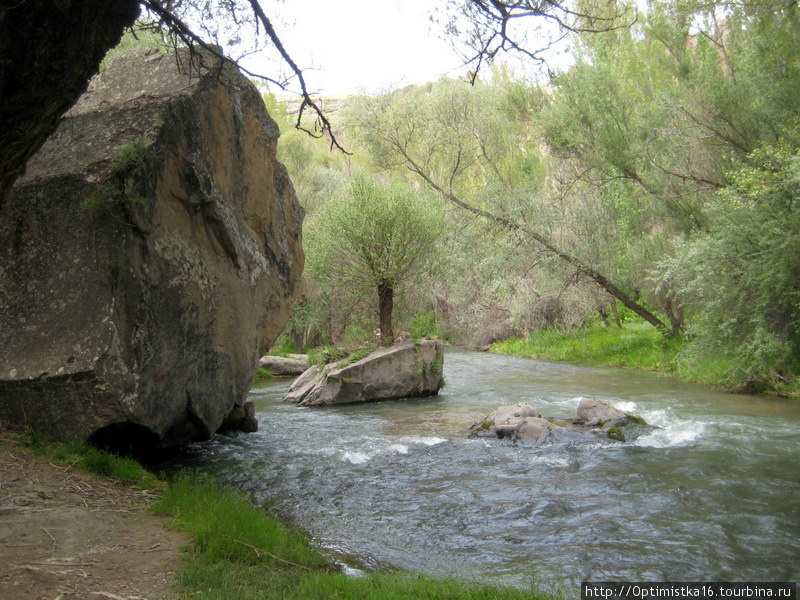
<box><xmin>0</xmin><ymin>48</ymin><xmax>304</xmax><ymax>450</ymax></box>
<box><xmin>284</xmin><ymin>340</ymin><xmax>444</xmax><ymax>406</ymax></box>
<box><xmin>259</xmin><ymin>355</ymin><xmax>309</xmax><ymax>377</ymax></box>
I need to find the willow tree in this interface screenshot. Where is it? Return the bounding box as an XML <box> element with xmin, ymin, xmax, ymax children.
<box><xmin>347</xmin><ymin>78</ymin><xmax>673</xmax><ymax>334</ymax></box>
<box><xmin>304</xmin><ymin>176</ymin><xmax>444</xmax><ymax>344</ymax></box>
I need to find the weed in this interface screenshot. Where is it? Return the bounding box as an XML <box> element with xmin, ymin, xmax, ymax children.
<box><xmin>606</xmin><ymin>426</ymin><xmax>625</xmax><ymax>442</ymax></box>
<box><xmin>256</xmin><ymin>367</ymin><xmax>274</xmax><ymax>379</ymax></box>
<box><xmin>25</xmin><ymin>431</ymin><xmax>161</xmax><ymax>490</ymax></box>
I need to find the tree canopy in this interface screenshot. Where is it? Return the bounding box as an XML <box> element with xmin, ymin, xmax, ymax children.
<box><xmin>305</xmin><ymin>175</ymin><xmax>444</xmax><ymax>343</ymax></box>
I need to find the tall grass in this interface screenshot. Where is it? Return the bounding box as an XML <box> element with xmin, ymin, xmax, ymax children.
<box><xmin>154</xmin><ymin>472</ymin><xmax>548</xmax><ymax>600</ymax></box>
<box><xmin>491</xmin><ymin>322</ymin><xmax>739</xmax><ymax>388</ymax></box>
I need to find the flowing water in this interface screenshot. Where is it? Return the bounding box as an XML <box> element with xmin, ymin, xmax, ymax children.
<box><xmin>163</xmin><ymin>348</ymin><xmax>800</xmax><ymax>593</ymax></box>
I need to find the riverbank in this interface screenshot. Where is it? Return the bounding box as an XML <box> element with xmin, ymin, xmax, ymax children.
<box><xmin>0</xmin><ymin>426</ymin><xmax>185</xmax><ymax>600</ymax></box>
<box><xmin>0</xmin><ymin>426</ymin><xmax>549</xmax><ymax>600</ymax></box>
<box><xmin>489</xmin><ymin>322</ymin><xmax>799</xmax><ymax>397</ymax></box>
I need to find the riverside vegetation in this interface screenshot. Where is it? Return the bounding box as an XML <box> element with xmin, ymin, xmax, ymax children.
<box><xmin>19</xmin><ymin>430</ymin><xmax>548</xmax><ymax>600</ymax></box>
<box><xmin>258</xmin><ymin>0</ymin><xmax>800</xmax><ymax>398</ymax></box>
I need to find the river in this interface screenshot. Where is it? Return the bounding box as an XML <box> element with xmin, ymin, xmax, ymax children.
<box><xmin>162</xmin><ymin>348</ymin><xmax>800</xmax><ymax>593</ymax></box>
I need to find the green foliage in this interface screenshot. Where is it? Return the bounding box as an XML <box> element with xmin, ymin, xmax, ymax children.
<box><xmin>25</xmin><ymin>433</ymin><xmax>160</xmax><ymax>490</ymax></box>
<box><xmin>111</xmin><ymin>135</ymin><xmax>150</xmax><ymax>174</ymax></box>
<box><xmin>307</xmin><ymin>345</ymin><xmax>348</xmax><ymax>367</ymax></box>
<box><xmin>80</xmin><ymin>136</ymin><xmax>151</xmax><ymax>213</ymax></box>
<box><xmin>306</xmin><ymin>175</ymin><xmax>444</xmax><ymax>290</ymax></box>
<box><xmin>335</xmin><ymin>346</ymin><xmax>374</xmax><ymax>368</ymax></box>
<box><xmin>606</xmin><ymin>426</ymin><xmax>625</xmax><ymax>442</ymax></box>
<box><xmin>269</xmin><ymin>333</ymin><xmax>295</xmax><ymax>357</ymax></box>
<box><xmin>627</xmin><ymin>414</ymin><xmax>648</xmax><ymax>426</ymax></box>
<box><xmin>101</xmin><ymin>21</ymin><xmax>168</xmax><ymax>69</ymax></box>
<box><xmin>256</xmin><ymin>367</ymin><xmax>274</xmax><ymax>379</ymax></box>
<box><xmin>657</xmin><ymin>136</ymin><xmax>800</xmax><ymax>391</ymax></box>
<box><xmin>491</xmin><ymin>322</ymin><xmax>682</xmax><ymax>371</ymax></box>
<box><xmin>155</xmin><ymin>472</ymin><xmax>545</xmax><ymax>600</ymax></box>
<box><xmin>410</xmin><ymin>309</ymin><xmax>447</xmax><ymax>340</ymax></box>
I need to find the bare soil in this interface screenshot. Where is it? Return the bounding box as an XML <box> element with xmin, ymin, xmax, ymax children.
<box><xmin>0</xmin><ymin>431</ymin><xmax>186</xmax><ymax>600</ymax></box>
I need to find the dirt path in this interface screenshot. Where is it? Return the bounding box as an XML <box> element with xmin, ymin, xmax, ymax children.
<box><xmin>0</xmin><ymin>431</ymin><xmax>186</xmax><ymax>600</ymax></box>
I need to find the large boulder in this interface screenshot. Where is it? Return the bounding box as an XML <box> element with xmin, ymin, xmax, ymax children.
<box><xmin>284</xmin><ymin>340</ymin><xmax>444</xmax><ymax>406</ymax></box>
<box><xmin>0</xmin><ymin>48</ymin><xmax>304</xmax><ymax>450</ymax></box>
<box><xmin>259</xmin><ymin>355</ymin><xmax>309</xmax><ymax>377</ymax></box>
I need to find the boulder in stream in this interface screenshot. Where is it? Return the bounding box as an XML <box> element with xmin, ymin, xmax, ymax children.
<box><xmin>259</xmin><ymin>355</ymin><xmax>309</xmax><ymax>377</ymax></box>
<box><xmin>470</xmin><ymin>397</ymin><xmax>649</xmax><ymax>444</ymax></box>
<box><xmin>469</xmin><ymin>402</ymin><xmax>576</xmax><ymax>444</ymax></box>
<box><xmin>284</xmin><ymin>340</ymin><xmax>444</xmax><ymax>406</ymax></box>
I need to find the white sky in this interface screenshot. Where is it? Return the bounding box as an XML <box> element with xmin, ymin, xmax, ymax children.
<box><xmin>248</xmin><ymin>0</ymin><xmax>472</xmax><ymax>96</ymax></box>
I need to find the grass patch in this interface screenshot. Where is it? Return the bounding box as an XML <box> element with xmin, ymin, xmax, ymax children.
<box><xmin>308</xmin><ymin>345</ymin><xmax>348</xmax><ymax>367</ymax></box>
<box><xmin>491</xmin><ymin>322</ymin><xmax>681</xmax><ymax>371</ymax></box>
<box><xmin>154</xmin><ymin>472</ymin><xmax>549</xmax><ymax>600</ymax></box>
<box><xmin>336</xmin><ymin>346</ymin><xmax>373</xmax><ymax>369</ymax></box>
<box><xmin>489</xmin><ymin>322</ymin><xmax>775</xmax><ymax>392</ymax></box>
<box><xmin>25</xmin><ymin>431</ymin><xmax>161</xmax><ymax>490</ymax></box>
<box><xmin>256</xmin><ymin>366</ymin><xmax>274</xmax><ymax>379</ymax></box>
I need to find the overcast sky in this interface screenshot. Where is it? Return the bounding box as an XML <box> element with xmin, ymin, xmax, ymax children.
<box><xmin>247</xmin><ymin>0</ymin><xmax>471</xmax><ymax>96</ymax></box>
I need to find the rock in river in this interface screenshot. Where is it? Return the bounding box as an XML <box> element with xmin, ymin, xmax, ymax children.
<box><xmin>259</xmin><ymin>355</ymin><xmax>309</xmax><ymax>377</ymax></box>
<box><xmin>470</xmin><ymin>398</ymin><xmax>648</xmax><ymax>444</ymax></box>
<box><xmin>0</xmin><ymin>48</ymin><xmax>304</xmax><ymax>450</ymax></box>
<box><xmin>284</xmin><ymin>340</ymin><xmax>444</xmax><ymax>406</ymax></box>
<box><xmin>469</xmin><ymin>402</ymin><xmax>575</xmax><ymax>444</ymax></box>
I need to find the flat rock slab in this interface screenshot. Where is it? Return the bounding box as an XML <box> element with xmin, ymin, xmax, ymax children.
<box><xmin>284</xmin><ymin>340</ymin><xmax>444</xmax><ymax>406</ymax></box>
<box><xmin>259</xmin><ymin>355</ymin><xmax>309</xmax><ymax>377</ymax></box>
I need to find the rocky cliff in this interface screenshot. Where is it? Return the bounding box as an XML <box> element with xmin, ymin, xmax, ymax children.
<box><xmin>0</xmin><ymin>48</ymin><xmax>304</xmax><ymax>451</ymax></box>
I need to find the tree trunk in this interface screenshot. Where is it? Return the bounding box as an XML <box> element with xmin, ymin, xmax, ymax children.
<box><xmin>377</xmin><ymin>279</ymin><xmax>394</xmax><ymax>345</ymax></box>
<box><xmin>610</xmin><ymin>300</ymin><xmax>623</xmax><ymax>328</ymax></box>
<box><xmin>399</xmin><ymin>151</ymin><xmax>672</xmax><ymax>336</ymax></box>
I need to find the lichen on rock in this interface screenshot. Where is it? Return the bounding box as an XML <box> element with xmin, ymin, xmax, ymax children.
<box><xmin>0</xmin><ymin>48</ymin><xmax>304</xmax><ymax>450</ymax></box>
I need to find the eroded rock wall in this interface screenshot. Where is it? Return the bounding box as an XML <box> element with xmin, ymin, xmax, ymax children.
<box><xmin>0</xmin><ymin>48</ymin><xmax>304</xmax><ymax>448</ymax></box>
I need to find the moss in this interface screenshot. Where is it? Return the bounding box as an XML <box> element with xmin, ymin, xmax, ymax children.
<box><xmin>627</xmin><ymin>414</ymin><xmax>647</xmax><ymax>425</ymax></box>
<box><xmin>606</xmin><ymin>426</ymin><xmax>625</xmax><ymax>442</ymax></box>
<box><xmin>335</xmin><ymin>346</ymin><xmax>372</xmax><ymax>369</ymax></box>
<box><xmin>256</xmin><ymin>367</ymin><xmax>274</xmax><ymax>379</ymax></box>
<box><xmin>80</xmin><ymin>138</ymin><xmax>151</xmax><ymax>214</ymax></box>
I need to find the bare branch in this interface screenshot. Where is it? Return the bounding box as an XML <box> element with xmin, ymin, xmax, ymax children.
<box><xmin>142</xmin><ymin>0</ymin><xmax>350</xmax><ymax>154</ymax></box>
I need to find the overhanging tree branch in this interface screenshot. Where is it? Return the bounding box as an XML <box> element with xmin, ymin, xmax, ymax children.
<box><xmin>142</xmin><ymin>0</ymin><xmax>349</xmax><ymax>154</ymax></box>
<box><xmin>391</xmin><ymin>140</ymin><xmax>671</xmax><ymax>335</ymax></box>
